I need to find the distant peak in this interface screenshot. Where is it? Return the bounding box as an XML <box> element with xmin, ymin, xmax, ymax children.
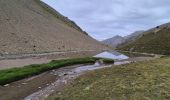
<box><xmin>113</xmin><ymin>35</ymin><xmax>123</xmax><ymax>38</ymax></box>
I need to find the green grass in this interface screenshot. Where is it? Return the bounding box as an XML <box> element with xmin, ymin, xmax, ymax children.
<box><xmin>51</xmin><ymin>57</ymin><xmax>170</xmax><ymax>100</ymax></box>
<box><xmin>0</xmin><ymin>57</ymin><xmax>114</xmax><ymax>85</ymax></box>
<box><xmin>118</xmin><ymin>27</ymin><xmax>170</xmax><ymax>55</ymax></box>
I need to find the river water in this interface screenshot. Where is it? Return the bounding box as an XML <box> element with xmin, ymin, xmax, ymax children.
<box><xmin>94</xmin><ymin>51</ymin><xmax>129</xmax><ymax>60</ymax></box>
<box><xmin>24</xmin><ymin>51</ymin><xmax>132</xmax><ymax>100</ymax></box>
<box><xmin>73</xmin><ymin>51</ymin><xmax>131</xmax><ymax>73</ymax></box>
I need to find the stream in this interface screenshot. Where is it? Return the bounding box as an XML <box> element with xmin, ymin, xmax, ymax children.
<box><xmin>24</xmin><ymin>51</ymin><xmax>132</xmax><ymax>100</ymax></box>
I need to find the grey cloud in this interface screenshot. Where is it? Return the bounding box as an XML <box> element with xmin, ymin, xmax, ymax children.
<box><xmin>42</xmin><ymin>0</ymin><xmax>170</xmax><ymax>41</ymax></box>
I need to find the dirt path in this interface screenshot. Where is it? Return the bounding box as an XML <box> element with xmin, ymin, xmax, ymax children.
<box><xmin>120</xmin><ymin>51</ymin><xmax>164</xmax><ymax>58</ymax></box>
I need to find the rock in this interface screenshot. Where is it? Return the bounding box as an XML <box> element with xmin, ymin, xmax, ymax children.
<box><xmin>54</xmin><ymin>74</ymin><xmax>57</xmax><ymax>76</ymax></box>
<box><xmin>63</xmin><ymin>73</ymin><xmax>68</xmax><ymax>76</ymax></box>
<box><xmin>4</xmin><ymin>84</ymin><xmax>9</xmax><ymax>87</ymax></box>
<box><xmin>4</xmin><ymin>52</ymin><xmax>9</xmax><ymax>55</ymax></box>
<box><xmin>21</xmin><ymin>83</ymin><xmax>27</xmax><ymax>85</ymax></box>
<box><xmin>84</xmin><ymin>86</ymin><xmax>90</xmax><ymax>90</ymax></box>
<box><xmin>62</xmin><ymin>80</ymin><xmax>67</xmax><ymax>84</ymax></box>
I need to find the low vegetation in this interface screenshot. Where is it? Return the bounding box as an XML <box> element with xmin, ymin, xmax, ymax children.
<box><xmin>52</xmin><ymin>57</ymin><xmax>170</xmax><ymax>100</ymax></box>
<box><xmin>0</xmin><ymin>57</ymin><xmax>114</xmax><ymax>85</ymax></box>
<box><xmin>118</xmin><ymin>27</ymin><xmax>170</xmax><ymax>55</ymax></box>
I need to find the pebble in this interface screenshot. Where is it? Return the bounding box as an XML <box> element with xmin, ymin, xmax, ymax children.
<box><xmin>62</xmin><ymin>80</ymin><xmax>67</xmax><ymax>84</ymax></box>
<box><xmin>84</xmin><ymin>86</ymin><xmax>90</xmax><ymax>90</ymax></box>
<box><xmin>63</xmin><ymin>73</ymin><xmax>68</xmax><ymax>76</ymax></box>
<box><xmin>21</xmin><ymin>83</ymin><xmax>27</xmax><ymax>85</ymax></box>
<box><xmin>4</xmin><ymin>84</ymin><xmax>9</xmax><ymax>87</ymax></box>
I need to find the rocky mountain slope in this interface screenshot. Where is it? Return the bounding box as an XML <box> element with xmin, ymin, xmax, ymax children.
<box><xmin>118</xmin><ymin>22</ymin><xmax>170</xmax><ymax>55</ymax></box>
<box><xmin>102</xmin><ymin>35</ymin><xmax>125</xmax><ymax>48</ymax></box>
<box><xmin>124</xmin><ymin>31</ymin><xmax>145</xmax><ymax>42</ymax></box>
<box><xmin>0</xmin><ymin>0</ymin><xmax>106</xmax><ymax>55</ymax></box>
<box><xmin>117</xmin><ymin>31</ymin><xmax>145</xmax><ymax>47</ymax></box>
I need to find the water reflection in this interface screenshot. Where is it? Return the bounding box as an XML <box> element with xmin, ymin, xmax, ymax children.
<box><xmin>94</xmin><ymin>51</ymin><xmax>129</xmax><ymax>60</ymax></box>
<box><xmin>73</xmin><ymin>62</ymin><xmax>110</xmax><ymax>73</ymax></box>
<box><xmin>73</xmin><ymin>61</ymin><xmax>131</xmax><ymax>73</ymax></box>
<box><xmin>63</xmin><ymin>51</ymin><xmax>130</xmax><ymax>74</ymax></box>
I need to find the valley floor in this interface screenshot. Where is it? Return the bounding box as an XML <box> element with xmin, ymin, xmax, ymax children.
<box><xmin>0</xmin><ymin>51</ymin><xmax>164</xmax><ymax>100</ymax></box>
<box><xmin>50</xmin><ymin>56</ymin><xmax>170</xmax><ymax>100</ymax></box>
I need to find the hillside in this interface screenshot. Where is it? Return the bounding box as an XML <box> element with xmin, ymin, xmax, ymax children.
<box><xmin>118</xmin><ymin>23</ymin><xmax>170</xmax><ymax>55</ymax></box>
<box><xmin>102</xmin><ymin>35</ymin><xmax>125</xmax><ymax>48</ymax></box>
<box><xmin>124</xmin><ymin>31</ymin><xmax>145</xmax><ymax>42</ymax></box>
<box><xmin>117</xmin><ymin>31</ymin><xmax>145</xmax><ymax>48</ymax></box>
<box><xmin>0</xmin><ymin>0</ymin><xmax>106</xmax><ymax>55</ymax></box>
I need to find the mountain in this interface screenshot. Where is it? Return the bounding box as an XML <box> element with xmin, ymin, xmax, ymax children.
<box><xmin>124</xmin><ymin>31</ymin><xmax>145</xmax><ymax>42</ymax></box>
<box><xmin>102</xmin><ymin>31</ymin><xmax>144</xmax><ymax>48</ymax></box>
<box><xmin>102</xmin><ymin>35</ymin><xmax>125</xmax><ymax>48</ymax></box>
<box><xmin>118</xmin><ymin>22</ymin><xmax>170</xmax><ymax>55</ymax></box>
<box><xmin>117</xmin><ymin>31</ymin><xmax>145</xmax><ymax>47</ymax></box>
<box><xmin>0</xmin><ymin>0</ymin><xmax>106</xmax><ymax>55</ymax></box>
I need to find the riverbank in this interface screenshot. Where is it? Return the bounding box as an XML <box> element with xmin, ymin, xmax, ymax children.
<box><xmin>0</xmin><ymin>57</ymin><xmax>114</xmax><ymax>85</ymax></box>
<box><xmin>0</xmin><ymin>57</ymin><xmax>114</xmax><ymax>100</ymax></box>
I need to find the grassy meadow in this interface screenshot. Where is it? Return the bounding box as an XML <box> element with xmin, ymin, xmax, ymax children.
<box><xmin>51</xmin><ymin>57</ymin><xmax>170</xmax><ymax>100</ymax></box>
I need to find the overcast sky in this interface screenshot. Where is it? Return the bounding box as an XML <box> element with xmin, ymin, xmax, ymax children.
<box><xmin>42</xmin><ymin>0</ymin><xmax>170</xmax><ymax>41</ymax></box>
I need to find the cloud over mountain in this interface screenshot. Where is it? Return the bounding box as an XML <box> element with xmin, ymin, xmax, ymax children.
<box><xmin>42</xmin><ymin>0</ymin><xmax>170</xmax><ymax>40</ymax></box>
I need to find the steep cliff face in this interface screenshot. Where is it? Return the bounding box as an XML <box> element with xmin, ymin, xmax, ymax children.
<box><xmin>0</xmin><ymin>0</ymin><xmax>106</xmax><ymax>55</ymax></box>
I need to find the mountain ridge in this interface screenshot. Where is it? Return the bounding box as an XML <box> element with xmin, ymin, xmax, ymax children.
<box><xmin>102</xmin><ymin>35</ymin><xmax>125</xmax><ymax>48</ymax></box>
<box><xmin>102</xmin><ymin>30</ymin><xmax>144</xmax><ymax>48</ymax></box>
